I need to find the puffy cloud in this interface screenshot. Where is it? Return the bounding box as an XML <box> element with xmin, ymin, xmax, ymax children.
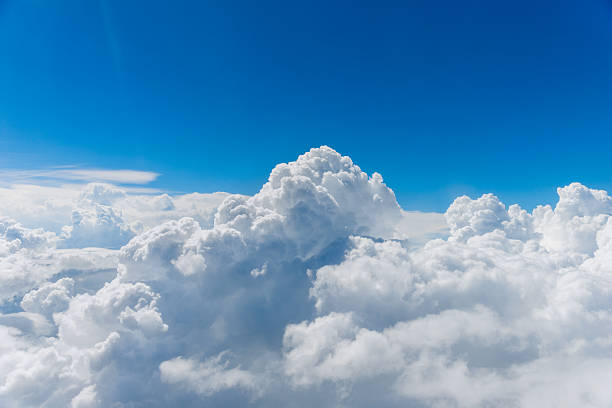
<box><xmin>0</xmin><ymin>217</ymin><xmax>59</xmax><ymax>303</ymax></box>
<box><xmin>119</xmin><ymin>146</ymin><xmax>403</xmax><ymax>285</ymax></box>
<box><xmin>20</xmin><ymin>278</ymin><xmax>74</xmax><ymax>317</ymax></box>
<box><xmin>0</xmin><ymin>217</ymin><xmax>117</xmax><ymax>305</ymax></box>
<box><xmin>77</xmin><ymin>183</ymin><xmax>127</xmax><ymax>206</ymax></box>
<box><xmin>284</xmin><ymin>179</ymin><xmax>612</xmax><ymax>407</ymax></box>
<box><xmin>3</xmin><ymin>147</ymin><xmax>612</xmax><ymax>407</ymax></box>
<box><xmin>60</xmin><ymin>204</ymin><xmax>136</xmax><ymax>249</ymax></box>
<box><xmin>55</xmin><ymin>277</ymin><xmax>167</xmax><ymax>348</ymax></box>
<box><xmin>0</xmin><ymin>182</ymin><xmax>228</xmax><ymax>235</ymax></box>
<box><xmin>159</xmin><ymin>353</ymin><xmax>257</xmax><ymax>397</ymax></box>
<box><xmin>0</xmin><ymin>184</ymin><xmax>79</xmax><ymax>232</ymax></box>
<box><xmin>534</xmin><ymin>183</ymin><xmax>612</xmax><ymax>255</ymax></box>
<box><xmin>446</xmin><ymin>193</ymin><xmax>511</xmax><ymax>241</ymax></box>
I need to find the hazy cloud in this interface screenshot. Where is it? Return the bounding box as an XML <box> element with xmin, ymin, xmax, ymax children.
<box><xmin>0</xmin><ymin>167</ymin><xmax>160</xmax><ymax>185</ymax></box>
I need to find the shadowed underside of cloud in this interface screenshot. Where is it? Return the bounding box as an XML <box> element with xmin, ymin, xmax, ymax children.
<box><xmin>1</xmin><ymin>146</ymin><xmax>611</xmax><ymax>407</ymax></box>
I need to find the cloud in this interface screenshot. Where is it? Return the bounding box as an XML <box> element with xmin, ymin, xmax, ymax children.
<box><xmin>0</xmin><ymin>168</ymin><xmax>160</xmax><ymax>185</ymax></box>
<box><xmin>159</xmin><ymin>353</ymin><xmax>258</xmax><ymax>397</ymax></box>
<box><xmin>3</xmin><ymin>146</ymin><xmax>611</xmax><ymax>407</ymax></box>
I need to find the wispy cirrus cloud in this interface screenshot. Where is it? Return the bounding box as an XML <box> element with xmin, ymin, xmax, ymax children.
<box><xmin>0</xmin><ymin>167</ymin><xmax>160</xmax><ymax>185</ymax></box>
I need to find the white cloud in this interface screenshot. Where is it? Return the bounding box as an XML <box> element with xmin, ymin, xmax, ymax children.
<box><xmin>159</xmin><ymin>353</ymin><xmax>258</xmax><ymax>397</ymax></box>
<box><xmin>2</xmin><ymin>146</ymin><xmax>612</xmax><ymax>407</ymax></box>
<box><xmin>0</xmin><ymin>168</ymin><xmax>160</xmax><ymax>185</ymax></box>
<box><xmin>70</xmin><ymin>385</ymin><xmax>99</xmax><ymax>408</ymax></box>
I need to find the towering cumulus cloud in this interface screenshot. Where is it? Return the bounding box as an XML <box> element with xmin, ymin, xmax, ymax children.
<box><xmin>1</xmin><ymin>147</ymin><xmax>612</xmax><ymax>407</ymax></box>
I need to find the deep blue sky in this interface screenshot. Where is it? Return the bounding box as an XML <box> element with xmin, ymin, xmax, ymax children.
<box><xmin>1</xmin><ymin>0</ymin><xmax>612</xmax><ymax>211</ymax></box>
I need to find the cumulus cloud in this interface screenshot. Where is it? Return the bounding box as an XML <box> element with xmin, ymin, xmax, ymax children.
<box><xmin>159</xmin><ymin>353</ymin><xmax>258</xmax><ymax>397</ymax></box>
<box><xmin>1</xmin><ymin>146</ymin><xmax>611</xmax><ymax>407</ymax></box>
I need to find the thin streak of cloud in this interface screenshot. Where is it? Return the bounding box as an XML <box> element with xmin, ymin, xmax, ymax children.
<box><xmin>0</xmin><ymin>168</ymin><xmax>160</xmax><ymax>185</ymax></box>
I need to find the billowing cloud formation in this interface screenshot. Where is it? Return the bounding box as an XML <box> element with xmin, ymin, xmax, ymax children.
<box><xmin>1</xmin><ymin>147</ymin><xmax>611</xmax><ymax>407</ymax></box>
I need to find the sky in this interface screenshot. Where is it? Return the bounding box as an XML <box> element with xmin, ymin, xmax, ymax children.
<box><xmin>6</xmin><ymin>3</ymin><xmax>612</xmax><ymax>407</ymax></box>
<box><xmin>1</xmin><ymin>0</ymin><xmax>612</xmax><ymax>211</ymax></box>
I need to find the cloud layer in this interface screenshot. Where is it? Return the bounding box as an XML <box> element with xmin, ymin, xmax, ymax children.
<box><xmin>0</xmin><ymin>168</ymin><xmax>160</xmax><ymax>185</ymax></box>
<box><xmin>1</xmin><ymin>147</ymin><xmax>611</xmax><ymax>407</ymax></box>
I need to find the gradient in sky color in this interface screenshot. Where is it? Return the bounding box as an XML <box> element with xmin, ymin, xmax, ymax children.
<box><xmin>1</xmin><ymin>0</ymin><xmax>612</xmax><ymax>211</ymax></box>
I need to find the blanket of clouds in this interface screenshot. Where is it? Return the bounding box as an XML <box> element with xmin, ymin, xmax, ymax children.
<box><xmin>1</xmin><ymin>146</ymin><xmax>611</xmax><ymax>407</ymax></box>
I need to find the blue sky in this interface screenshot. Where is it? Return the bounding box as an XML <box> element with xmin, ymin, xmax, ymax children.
<box><xmin>1</xmin><ymin>0</ymin><xmax>612</xmax><ymax>211</ymax></box>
